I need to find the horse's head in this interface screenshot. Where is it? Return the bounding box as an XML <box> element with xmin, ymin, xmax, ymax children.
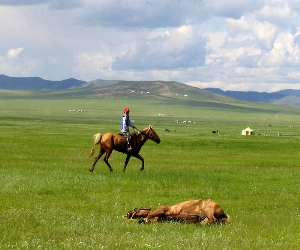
<box><xmin>126</xmin><ymin>207</ymin><xmax>152</xmax><ymax>219</ymax></box>
<box><xmin>143</xmin><ymin>125</ymin><xmax>161</xmax><ymax>144</ymax></box>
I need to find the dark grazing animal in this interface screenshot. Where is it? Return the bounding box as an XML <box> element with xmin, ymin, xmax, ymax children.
<box><xmin>126</xmin><ymin>199</ymin><xmax>231</xmax><ymax>225</ymax></box>
<box><xmin>89</xmin><ymin>125</ymin><xmax>160</xmax><ymax>172</ymax></box>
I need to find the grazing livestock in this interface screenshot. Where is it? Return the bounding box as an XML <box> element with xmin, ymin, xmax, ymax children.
<box><xmin>126</xmin><ymin>199</ymin><xmax>231</xmax><ymax>225</ymax></box>
<box><xmin>89</xmin><ymin>125</ymin><xmax>160</xmax><ymax>172</ymax></box>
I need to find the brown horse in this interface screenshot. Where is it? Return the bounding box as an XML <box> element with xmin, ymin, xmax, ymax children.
<box><xmin>89</xmin><ymin>125</ymin><xmax>160</xmax><ymax>172</ymax></box>
<box><xmin>126</xmin><ymin>199</ymin><xmax>231</xmax><ymax>226</ymax></box>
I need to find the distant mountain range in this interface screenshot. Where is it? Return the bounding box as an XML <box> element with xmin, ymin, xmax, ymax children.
<box><xmin>0</xmin><ymin>74</ymin><xmax>85</xmax><ymax>90</ymax></box>
<box><xmin>1</xmin><ymin>74</ymin><xmax>300</xmax><ymax>106</ymax></box>
<box><xmin>203</xmin><ymin>88</ymin><xmax>300</xmax><ymax>106</ymax></box>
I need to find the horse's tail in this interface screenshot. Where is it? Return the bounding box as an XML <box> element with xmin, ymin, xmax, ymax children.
<box><xmin>89</xmin><ymin>133</ymin><xmax>103</xmax><ymax>156</ymax></box>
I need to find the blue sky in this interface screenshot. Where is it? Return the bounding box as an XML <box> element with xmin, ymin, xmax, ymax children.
<box><xmin>1</xmin><ymin>0</ymin><xmax>300</xmax><ymax>92</ymax></box>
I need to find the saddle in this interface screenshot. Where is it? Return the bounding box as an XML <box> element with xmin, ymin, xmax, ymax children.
<box><xmin>118</xmin><ymin>132</ymin><xmax>135</xmax><ymax>137</ymax></box>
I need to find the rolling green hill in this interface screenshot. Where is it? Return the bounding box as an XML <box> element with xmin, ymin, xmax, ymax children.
<box><xmin>1</xmin><ymin>80</ymin><xmax>299</xmax><ymax>128</ymax></box>
<box><xmin>2</xmin><ymin>74</ymin><xmax>300</xmax><ymax>106</ymax></box>
<box><xmin>0</xmin><ymin>80</ymin><xmax>235</xmax><ymax>103</ymax></box>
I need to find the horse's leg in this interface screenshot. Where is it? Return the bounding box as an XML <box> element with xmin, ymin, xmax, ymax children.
<box><xmin>148</xmin><ymin>206</ymin><xmax>170</xmax><ymax>218</ymax></box>
<box><xmin>143</xmin><ymin>206</ymin><xmax>170</xmax><ymax>223</ymax></box>
<box><xmin>123</xmin><ymin>154</ymin><xmax>131</xmax><ymax>172</ymax></box>
<box><xmin>133</xmin><ymin>154</ymin><xmax>145</xmax><ymax>171</ymax></box>
<box><xmin>201</xmin><ymin>207</ymin><xmax>217</xmax><ymax>225</ymax></box>
<box><xmin>103</xmin><ymin>150</ymin><xmax>113</xmax><ymax>172</ymax></box>
<box><xmin>89</xmin><ymin>147</ymin><xmax>105</xmax><ymax>172</ymax></box>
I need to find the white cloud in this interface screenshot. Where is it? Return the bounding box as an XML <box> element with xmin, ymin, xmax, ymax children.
<box><xmin>1</xmin><ymin>0</ymin><xmax>300</xmax><ymax>91</ymax></box>
<box><xmin>6</xmin><ymin>47</ymin><xmax>24</xmax><ymax>59</ymax></box>
<box><xmin>73</xmin><ymin>52</ymin><xmax>115</xmax><ymax>79</ymax></box>
<box><xmin>256</xmin><ymin>1</ymin><xmax>295</xmax><ymax>29</ymax></box>
<box><xmin>252</xmin><ymin>21</ymin><xmax>278</xmax><ymax>50</ymax></box>
<box><xmin>226</xmin><ymin>16</ymin><xmax>251</xmax><ymax>35</ymax></box>
<box><xmin>206</xmin><ymin>32</ymin><xmax>227</xmax><ymax>50</ymax></box>
<box><xmin>113</xmin><ymin>25</ymin><xmax>207</xmax><ymax>70</ymax></box>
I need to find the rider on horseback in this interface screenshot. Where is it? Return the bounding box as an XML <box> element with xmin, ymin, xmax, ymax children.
<box><xmin>120</xmin><ymin>107</ymin><xmax>136</xmax><ymax>151</ymax></box>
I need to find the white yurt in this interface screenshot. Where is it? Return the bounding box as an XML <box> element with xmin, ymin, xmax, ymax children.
<box><xmin>242</xmin><ymin>127</ymin><xmax>255</xmax><ymax>135</ymax></box>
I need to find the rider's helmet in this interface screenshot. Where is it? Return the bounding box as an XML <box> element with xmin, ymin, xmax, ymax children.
<box><xmin>124</xmin><ymin>107</ymin><xmax>130</xmax><ymax>113</ymax></box>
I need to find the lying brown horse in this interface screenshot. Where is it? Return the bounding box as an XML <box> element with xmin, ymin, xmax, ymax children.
<box><xmin>126</xmin><ymin>199</ymin><xmax>231</xmax><ymax>225</ymax></box>
<box><xmin>89</xmin><ymin>125</ymin><xmax>160</xmax><ymax>172</ymax></box>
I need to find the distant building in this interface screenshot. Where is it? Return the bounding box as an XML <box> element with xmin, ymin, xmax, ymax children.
<box><xmin>242</xmin><ymin>127</ymin><xmax>255</xmax><ymax>135</ymax></box>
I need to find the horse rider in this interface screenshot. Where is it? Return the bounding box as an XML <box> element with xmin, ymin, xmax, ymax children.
<box><xmin>120</xmin><ymin>107</ymin><xmax>136</xmax><ymax>151</ymax></box>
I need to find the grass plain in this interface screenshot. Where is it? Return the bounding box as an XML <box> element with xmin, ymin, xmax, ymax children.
<box><xmin>0</xmin><ymin>90</ymin><xmax>300</xmax><ymax>249</ymax></box>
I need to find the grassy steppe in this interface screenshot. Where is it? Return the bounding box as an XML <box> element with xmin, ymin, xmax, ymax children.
<box><xmin>1</xmin><ymin>90</ymin><xmax>300</xmax><ymax>249</ymax></box>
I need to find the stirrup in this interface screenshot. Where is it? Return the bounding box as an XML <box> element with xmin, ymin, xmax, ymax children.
<box><xmin>127</xmin><ymin>145</ymin><xmax>132</xmax><ymax>151</ymax></box>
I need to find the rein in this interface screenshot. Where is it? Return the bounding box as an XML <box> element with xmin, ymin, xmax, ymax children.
<box><xmin>133</xmin><ymin>127</ymin><xmax>149</xmax><ymax>138</ymax></box>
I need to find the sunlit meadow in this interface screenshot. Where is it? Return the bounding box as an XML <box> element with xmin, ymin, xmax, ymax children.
<box><xmin>1</xmin><ymin>91</ymin><xmax>300</xmax><ymax>249</ymax></box>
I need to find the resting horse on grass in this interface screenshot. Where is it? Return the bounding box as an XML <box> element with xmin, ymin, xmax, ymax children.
<box><xmin>126</xmin><ymin>199</ymin><xmax>231</xmax><ymax>226</ymax></box>
<box><xmin>89</xmin><ymin>125</ymin><xmax>160</xmax><ymax>172</ymax></box>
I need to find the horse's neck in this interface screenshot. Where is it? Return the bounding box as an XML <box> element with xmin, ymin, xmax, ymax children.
<box><xmin>135</xmin><ymin>132</ymin><xmax>148</xmax><ymax>146</ymax></box>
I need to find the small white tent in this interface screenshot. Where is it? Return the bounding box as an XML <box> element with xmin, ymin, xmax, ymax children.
<box><xmin>242</xmin><ymin>127</ymin><xmax>255</xmax><ymax>135</ymax></box>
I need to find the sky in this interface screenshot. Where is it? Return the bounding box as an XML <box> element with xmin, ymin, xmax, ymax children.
<box><xmin>1</xmin><ymin>0</ymin><xmax>300</xmax><ymax>92</ymax></box>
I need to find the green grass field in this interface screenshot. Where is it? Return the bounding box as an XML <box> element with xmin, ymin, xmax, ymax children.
<box><xmin>1</xmin><ymin>91</ymin><xmax>300</xmax><ymax>249</ymax></box>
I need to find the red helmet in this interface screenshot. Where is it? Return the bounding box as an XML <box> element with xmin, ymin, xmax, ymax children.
<box><xmin>124</xmin><ymin>107</ymin><xmax>130</xmax><ymax>113</ymax></box>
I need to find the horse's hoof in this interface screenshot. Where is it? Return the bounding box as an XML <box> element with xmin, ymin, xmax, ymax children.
<box><xmin>140</xmin><ymin>168</ymin><xmax>144</xmax><ymax>171</ymax></box>
<box><xmin>89</xmin><ymin>169</ymin><xmax>94</xmax><ymax>172</ymax></box>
